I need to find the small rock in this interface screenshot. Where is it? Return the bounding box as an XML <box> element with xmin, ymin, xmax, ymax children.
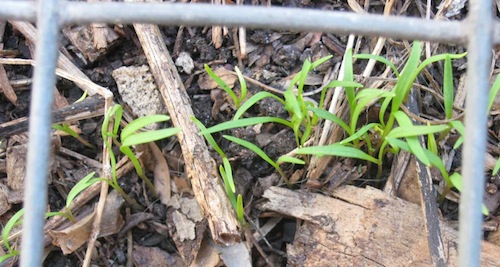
<box><xmin>112</xmin><ymin>65</ymin><xmax>166</xmax><ymax>129</ymax></box>
<box><xmin>175</xmin><ymin>52</ymin><xmax>195</xmax><ymax>74</ymax></box>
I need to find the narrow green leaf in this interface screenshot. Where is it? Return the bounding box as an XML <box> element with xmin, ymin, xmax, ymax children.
<box><xmin>387</xmin><ymin>125</ymin><xmax>449</xmax><ymax>139</ymax></box>
<box><xmin>201</xmin><ymin>117</ymin><xmax>293</xmax><ymax>135</ymax></box>
<box><xmin>308</xmin><ymin>107</ymin><xmax>351</xmax><ymax>134</ymax></box>
<box><xmin>295</xmin><ymin>144</ymin><xmax>379</xmax><ymax>164</ymax></box>
<box><xmin>416</xmin><ymin>52</ymin><xmax>468</xmax><ymax>76</ymax></box>
<box><xmin>52</xmin><ymin>123</ymin><xmax>79</xmax><ymax>139</ymax></box>
<box><xmin>234</xmin><ymin>66</ymin><xmax>247</xmax><ymax>105</ymax></box>
<box><xmin>219</xmin><ymin>165</ymin><xmax>237</xmax><ymax>208</ymax></box>
<box><xmin>379</xmin><ymin>96</ymin><xmax>392</xmax><ymax>126</ymax></box>
<box><xmin>121</xmin><ymin>114</ymin><xmax>170</xmax><ymax>141</ymax></box>
<box><xmin>443</xmin><ymin>55</ymin><xmax>454</xmax><ymax>119</ymax></box>
<box><xmin>343</xmin><ymin>48</ymin><xmax>356</xmax><ymax>115</ymax></box>
<box><xmin>449</xmin><ymin>173</ymin><xmax>489</xmax><ymax>216</ymax></box>
<box><xmin>310</xmin><ymin>55</ymin><xmax>333</xmax><ymax>70</ymax></box>
<box><xmin>223</xmin><ymin>135</ymin><xmax>278</xmax><ymax>169</ymax></box>
<box><xmin>493</xmin><ymin>157</ymin><xmax>500</xmax><ymax>175</ymax></box>
<box><xmin>427</xmin><ymin>129</ymin><xmax>438</xmax><ymax>155</ymax></box>
<box><xmin>339</xmin><ymin>123</ymin><xmax>378</xmax><ymax>145</ymax></box>
<box><xmin>353</xmin><ymin>54</ymin><xmax>400</xmax><ymax>77</ymax></box>
<box><xmin>319</xmin><ymin>80</ymin><xmax>363</xmax><ymax>110</ymax></box>
<box><xmin>237</xmin><ymin>194</ymin><xmax>245</xmax><ymax>223</ymax></box>
<box><xmin>121</xmin><ymin>128</ymin><xmax>180</xmax><ymax>147</ymax></box>
<box><xmin>223</xmin><ymin>157</ymin><xmax>236</xmax><ymax>193</ymax></box>
<box><xmin>102</xmin><ymin>104</ymin><xmax>123</xmax><ymax>140</ymax></box>
<box><xmin>192</xmin><ymin>116</ymin><xmax>226</xmax><ymax>158</ymax></box>
<box><xmin>392</xmin><ymin>111</ymin><xmax>430</xmax><ymax>166</ymax></box>
<box><xmin>488</xmin><ymin>73</ymin><xmax>500</xmax><ymax>112</ymax></box>
<box><xmin>205</xmin><ymin>64</ymin><xmax>239</xmax><ymax>106</ymax></box>
<box><xmin>449</xmin><ymin>120</ymin><xmax>465</xmax><ymax>149</ymax></box>
<box><xmin>351</xmin><ymin>90</ymin><xmax>393</xmax><ymax>131</ymax></box>
<box><xmin>234</xmin><ymin>92</ymin><xmax>285</xmax><ymax>121</ymax></box>
<box><xmin>0</xmin><ymin>250</ymin><xmax>20</xmax><ymax>263</ymax></box>
<box><xmin>66</xmin><ymin>172</ymin><xmax>101</xmax><ymax>208</ymax></box>
<box><xmin>3</xmin><ymin>209</ymin><xmax>24</xmax><ymax>252</ymax></box>
<box><xmin>75</xmin><ymin>90</ymin><xmax>88</xmax><ymax>103</ymax></box>
<box><xmin>391</xmin><ymin>41</ymin><xmax>422</xmax><ymax>113</ymax></box>
<box><xmin>277</xmin><ymin>155</ymin><xmax>306</xmax><ymax>165</ymax></box>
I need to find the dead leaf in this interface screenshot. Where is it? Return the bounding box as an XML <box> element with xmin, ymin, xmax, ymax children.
<box><xmin>133</xmin><ymin>245</ymin><xmax>183</xmax><ymax>267</ymax></box>
<box><xmin>49</xmin><ymin>190</ymin><xmax>125</xmax><ymax>254</ymax></box>
<box><xmin>197</xmin><ymin>67</ymin><xmax>237</xmax><ymax>90</ymax></box>
<box><xmin>214</xmin><ymin>240</ymin><xmax>251</xmax><ymax>267</ymax></box>
<box><xmin>0</xmin><ymin>184</ymin><xmax>11</xmax><ymax>216</ymax></box>
<box><xmin>191</xmin><ymin>237</ymin><xmax>221</xmax><ymax>267</ymax></box>
<box><xmin>149</xmin><ymin>142</ymin><xmax>171</xmax><ymax>204</ymax></box>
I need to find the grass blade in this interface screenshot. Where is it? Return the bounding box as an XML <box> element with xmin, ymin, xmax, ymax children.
<box><xmin>236</xmin><ymin>194</ymin><xmax>245</xmax><ymax>223</ymax></box>
<box><xmin>223</xmin><ymin>157</ymin><xmax>236</xmax><ymax>193</ymax></box>
<box><xmin>353</xmin><ymin>54</ymin><xmax>400</xmax><ymax>77</ymax></box>
<box><xmin>223</xmin><ymin>135</ymin><xmax>278</xmax><ymax>169</ymax></box>
<box><xmin>191</xmin><ymin>116</ymin><xmax>226</xmax><ymax>158</ymax></box>
<box><xmin>391</xmin><ymin>41</ymin><xmax>422</xmax><ymax>113</ymax></box>
<box><xmin>3</xmin><ymin>209</ymin><xmax>24</xmax><ymax>252</ymax></box>
<box><xmin>233</xmin><ymin>92</ymin><xmax>285</xmax><ymax>120</ymax></box>
<box><xmin>219</xmin><ymin>165</ymin><xmax>237</xmax><ymax>208</ymax></box>
<box><xmin>443</xmin><ymin>55</ymin><xmax>454</xmax><ymax>119</ymax></box>
<box><xmin>386</xmin><ymin>125</ymin><xmax>449</xmax><ymax>139</ymax></box>
<box><xmin>201</xmin><ymin>117</ymin><xmax>293</xmax><ymax>135</ymax></box>
<box><xmin>339</xmin><ymin>123</ymin><xmax>378</xmax><ymax>145</ymax></box>
<box><xmin>121</xmin><ymin>114</ymin><xmax>170</xmax><ymax>140</ymax></box>
<box><xmin>234</xmin><ymin>66</ymin><xmax>247</xmax><ymax>105</ymax></box>
<box><xmin>488</xmin><ymin>73</ymin><xmax>500</xmax><ymax>112</ymax></box>
<box><xmin>295</xmin><ymin>144</ymin><xmax>379</xmax><ymax>164</ymax></box>
<box><xmin>308</xmin><ymin>107</ymin><xmax>351</xmax><ymax>134</ymax></box>
<box><xmin>205</xmin><ymin>64</ymin><xmax>239</xmax><ymax>107</ymax></box>
<box><xmin>343</xmin><ymin>48</ymin><xmax>356</xmax><ymax>115</ymax></box>
<box><xmin>122</xmin><ymin>128</ymin><xmax>181</xmax><ymax>147</ymax></box>
<box><xmin>277</xmin><ymin>155</ymin><xmax>306</xmax><ymax>165</ymax></box>
<box><xmin>449</xmin><ymin>120</ymin><xmax>465</xmax><ymax>149</ymax></box>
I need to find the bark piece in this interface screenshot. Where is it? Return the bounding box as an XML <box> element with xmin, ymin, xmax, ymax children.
<box><xmin>0</xmin><ymin>64</ymin><xmax>17</xmax><ymax>105</ymax></box>
<box><xmin>6</xmin><ymin>138</ymin><xmax>59</xmax><ymax>192</ymax></box>
<box><xmin>261</xmin><ymin>186</ymin><xmax>500</xmax><ymax>266</ymax></box>
<box><xmin>128</xmin><ymin>4</ymin><xmax>240</xmax><ymax>245</ymax></box>
<box><xmin>0</xmin><ymin>95</ymin><xmax>104</xmax><ymax>138</ymax></box>
<box><xmin>62</xmin><ymin>24</ymin><xmax>118</xmax><ymax>63</ymax></box>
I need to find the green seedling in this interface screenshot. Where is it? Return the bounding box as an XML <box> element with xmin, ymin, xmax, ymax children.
<box><xmin>0</xmin><ymin>209</ymin><xmax>24</xmax><ymax>263</ymax></box>
<box><xmin>53</xmin><ymin>123</ymin><xmax>95</xmax><ymax>149</ymax></box>
<box><xmin>219</xmin><ymin>158</ymin><xmax>245</xmax><ymax>224</ymax></box>
<box><xmin>205</xmin><ymin>64</ymin><xmax>248</xmax><ymax>108</ymax></box>
<box><xmin>101</xmin><ymin>104</ymin><xmax>180</xmax><ymax>209</ymax></box>
<box><xmin>45</xmin><ymin>172</ymin><xmax>104</xmax><ymax>223</ymax></box>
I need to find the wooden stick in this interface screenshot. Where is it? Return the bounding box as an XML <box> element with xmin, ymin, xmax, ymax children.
<box><xmin>129</xmin><ymin>5</ymin><xmax>240</xmax><ymax>245</ymax></box>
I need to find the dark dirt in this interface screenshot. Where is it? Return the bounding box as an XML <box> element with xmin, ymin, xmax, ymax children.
<box><xmin>1</xmin><ymin>1</ymin><xmax>500</xmax><ymax>266</ymax></box>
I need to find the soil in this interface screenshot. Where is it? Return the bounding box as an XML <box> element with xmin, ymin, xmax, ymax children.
<box><xmin>1</xmin><ymin>1</ymin><xmax>500</xmax><ymax>266</ymax></box>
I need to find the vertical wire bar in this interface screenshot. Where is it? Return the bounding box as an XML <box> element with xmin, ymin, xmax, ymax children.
<box><xmin>459</xmin><ymin>0</ymin><xmax>493</xmax><ymax>266</ymax></box>
<box><xmin>20</xmin><ymin>0</ymin><xmax>60</xmax><ymax>266</ymax></box>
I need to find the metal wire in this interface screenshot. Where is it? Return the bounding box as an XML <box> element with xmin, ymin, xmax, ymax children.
<box><xmin>458</xmin><ymin>0</ymin><xmax>494</xmax><ymax>265</ymax></box>
<box><xmin>0</xmin><ymin>0</ymin><xmax>495</xmax><ymax>266</ymax></box>
<box><xmin>19</xmin><ymin>0</ymin><xmax>60</xmax><ymax>266</ymax></box>
<box><xmin>4</xmin><ymin>1</ymin><xmax>500</xmax><ymax>44</ymax></box>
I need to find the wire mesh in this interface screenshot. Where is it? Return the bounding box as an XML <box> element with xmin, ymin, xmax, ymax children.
<box><xmin>0</xmin><ymin>1</ymin><xmax>493</xmax><ymax>266</ymax></box>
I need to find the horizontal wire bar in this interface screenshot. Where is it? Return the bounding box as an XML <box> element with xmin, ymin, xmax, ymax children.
<box><xmin>4</xmin><ymin>1</ymin><xmax>500</xmax><ymax>44</ymax></box>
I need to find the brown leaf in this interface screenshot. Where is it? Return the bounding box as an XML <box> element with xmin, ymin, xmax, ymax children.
<box><xmin>133</xmin><ymin>245</ymin><xmax>183</xmax><ymax>267</ymax></box>
<box><xmin>49</xmin><ymin>190</ymin><xmax>125</xmax><ymax>254</ymax></box>
<box><xmin>197</xmin><ymin>67</ymin><xmax>237</xmax><ymax>90</ymax></box>
<box><xmin>149</xmin><ymin>142</ymin><xmax>171</xmax><ymax>204</ymax></box>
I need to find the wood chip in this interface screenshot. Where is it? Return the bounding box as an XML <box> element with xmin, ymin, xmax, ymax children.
<box><xmin>261</xmin><ymin>186</ymin><xmax>500</xmax><ymax>266</ymax></box>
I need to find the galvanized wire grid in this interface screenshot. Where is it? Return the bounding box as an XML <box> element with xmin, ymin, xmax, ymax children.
<box><xmin>0</xmin><ymin>1</ymin><xmax>494</xmax><ymax>266</ymax></box>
